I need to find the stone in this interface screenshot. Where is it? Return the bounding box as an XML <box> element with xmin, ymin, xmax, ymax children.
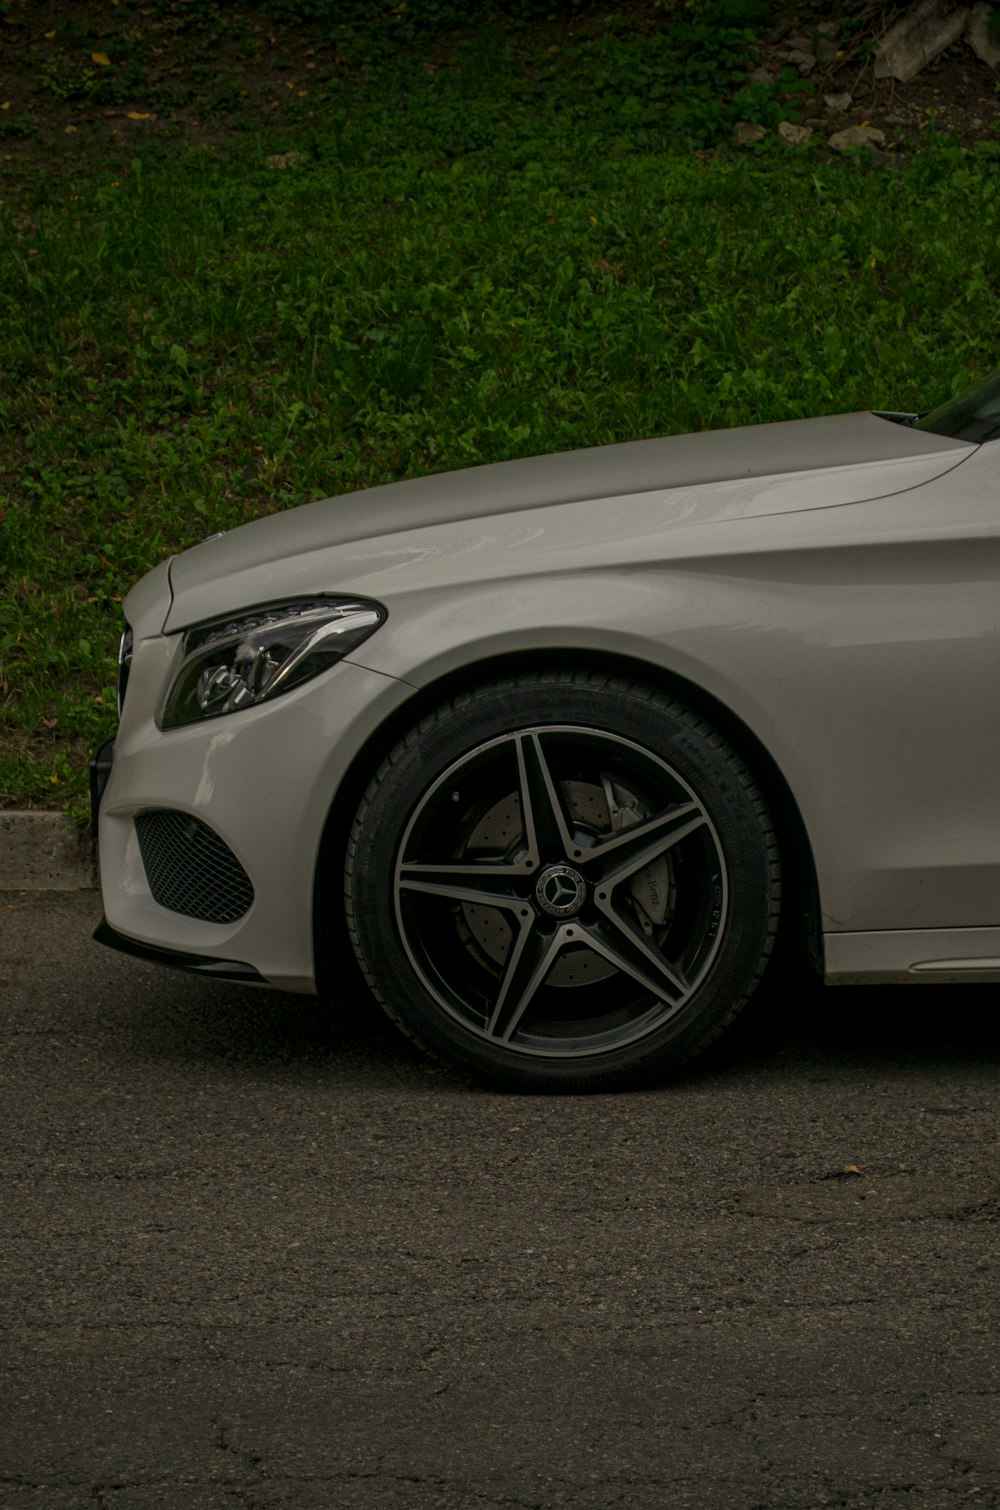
<box><xmin>778</xmin><ymin>120</ymin><xmax>813</xmax><ymax>145</ymax></box>
<box><xmin>967</xmin><ymin>2</ymin><xmax>1000</xmax><ymax>67</ymax></box>
<box><xmin>816</xmin><ymin>21</ymin><xmax>839</xmax><ymax>36</ymax></box>
<box><xmin>824</xmin><ymin>92</ymin><xmax>853</xmax><ymax>112</ymax></box>
<box><xmin>747</xmin><ymin>65</ymin><xmax>775</xmax><ymax>84</ymax></box>
<box><xmin>815</xmin><ymin>37</ymin><xmax>840</xmax><ymax>62</ymax></box>
<box><xmin>783</xmin><ymin>47</ymin><xmax>817</xmax><ymax>74</ymax></box>
<box><xmin>828</xmin><ymin>124</ymin><xmax>887</xmax><ymax>152</ymax></box>
<box><xmin>875</xmin><ymin>0</ymin><xmax>970</xmax><ymax>83</ymax></box>
<box><xmin>266</xmin><ymin>151</ymin><xmax>304</xmax><ymax>169</ymax></box>
<box><xmin>733</xmin><ymin>121</ymin><xmax>766</xmax><ymax>145</ymax></box>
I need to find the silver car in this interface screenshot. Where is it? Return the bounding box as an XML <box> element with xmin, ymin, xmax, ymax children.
<box><xmin>92</xmin><ymin>370</ymin><xmax>1000</xmax><ymax>1089</ymax></box>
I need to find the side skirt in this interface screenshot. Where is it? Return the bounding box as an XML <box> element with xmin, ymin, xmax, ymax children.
<box><xmin>825</xmin><ymin>926</ymin><xmax>1000</xmax><ymax>985</ymax></box>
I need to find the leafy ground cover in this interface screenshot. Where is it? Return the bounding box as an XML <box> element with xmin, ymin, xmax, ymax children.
<box><xmin>2</xmin><ymin>2</ymin><xmax>1000</xmax><ymax>817</ymax></box>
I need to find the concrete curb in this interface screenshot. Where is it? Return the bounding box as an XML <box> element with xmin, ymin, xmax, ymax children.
<box><xmin>0</xmin><ymin>812</ymin><xmax>97</xmax><ymax>891</ymax></box>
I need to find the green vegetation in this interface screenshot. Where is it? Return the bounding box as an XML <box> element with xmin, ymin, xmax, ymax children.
<box><xmin>2</xmin><ymin>7</ymin><xmax>1000</xmax><ymax>816</ymax></box>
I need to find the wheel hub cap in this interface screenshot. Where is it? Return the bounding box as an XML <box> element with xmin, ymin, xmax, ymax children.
<box><xmin>535</xmin><ymin>864</ymin><xmax>586</xmax><ymax>917</ymax></box>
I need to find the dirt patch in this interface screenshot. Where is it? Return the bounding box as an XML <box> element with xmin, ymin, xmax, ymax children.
<box><xmin>0</xmin><ymin>1</ymin><xmax>352</xmax><ymax>163</ymax></box>
<box><xmin>1</xmin><ymin>4</ymin><xmax>998</xmax><ymax>171</ymax></box>
<box><xmin>799</xmin><ymin>48</ymin><xmax>1000</xmax><ymax>152</ymax></box>
<box><xmin>745</xmin><ymin>12</ymin><xmax>1000</xmax><ymax>155</ymax></box>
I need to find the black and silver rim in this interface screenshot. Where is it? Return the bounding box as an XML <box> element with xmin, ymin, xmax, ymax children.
<box><xmin>393</xmin><ymin>725</ymin><xmax>729</xmax><ymax>1058</ymax></box>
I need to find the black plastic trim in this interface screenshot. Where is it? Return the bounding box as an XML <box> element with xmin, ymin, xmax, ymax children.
<box><xmin>93</xmin><ymin>918</ymin><xmax>265</xmax><ymax>982</ymax></box>
<box><xmin>117</xmin><ymin>624</ymin><xmax>133</xmax><ymax>716</ymax></box>
<box><xmin>89</xmin><ymin>737</ymin><xmax>116</xmax><ymax>837</ymax></box>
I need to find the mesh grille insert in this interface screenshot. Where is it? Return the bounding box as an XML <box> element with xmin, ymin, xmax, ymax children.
<box><xmin>135</xmin><ymin>809</ymin><xmax>254</xmax><ymax>924</ymax></box>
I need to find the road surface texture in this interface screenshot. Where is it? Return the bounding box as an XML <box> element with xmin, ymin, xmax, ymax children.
<box><xmin>2</xmin><ymin>892</ymin><xmax>998</xmax><ymax>1509</ymax></box>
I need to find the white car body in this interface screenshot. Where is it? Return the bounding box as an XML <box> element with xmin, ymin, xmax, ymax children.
<box><xmin>94</xmin><ymin>397</ymin><xmax>1000</xmax><ymax>1084</ymax></box>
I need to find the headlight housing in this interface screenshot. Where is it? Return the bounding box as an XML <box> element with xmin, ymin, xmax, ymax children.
<box><xmin>160</xmin><ymin>597</ymin><xmax>385</xmax><ymax>730</ymax></box>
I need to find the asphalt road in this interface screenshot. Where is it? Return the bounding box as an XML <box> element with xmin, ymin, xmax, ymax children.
<box><xmin>2</xmin><ymin>892</ymin><xmax>999</xmax><ymax>1509</ymax></box>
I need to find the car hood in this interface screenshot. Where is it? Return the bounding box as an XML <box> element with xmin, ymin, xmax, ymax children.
<box><xmin>163</xmin><ymin>410</ymin><xmax>972</xmax><ymax>632</ymax></box>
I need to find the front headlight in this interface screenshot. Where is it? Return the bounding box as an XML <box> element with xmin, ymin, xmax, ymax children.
<box><xmin>160</xmin><ymin>597</ymin><xmax>385</xmax><ymax>730</ymax></box>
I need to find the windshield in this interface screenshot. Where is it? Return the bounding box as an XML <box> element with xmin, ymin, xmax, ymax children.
<box><xmin>914</xmin><ymin>369</ymin><xmax>1000</xmax><ymax>443</ymax></box>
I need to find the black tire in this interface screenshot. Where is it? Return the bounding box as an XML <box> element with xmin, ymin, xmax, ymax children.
<box><xmin>345</xmin><ymin>672</ymin><xmax>780</xmax><ymax>1091</ymax></box>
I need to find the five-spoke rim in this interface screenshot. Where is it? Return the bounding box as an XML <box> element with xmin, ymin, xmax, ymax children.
<box><xmin>393</xmin><ymin>725</ymin><xmax>728</xmax><ymax>1058</ymax></box>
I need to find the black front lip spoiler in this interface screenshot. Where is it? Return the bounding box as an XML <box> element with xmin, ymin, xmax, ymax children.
<box><xmin>93</xmin><ymin>919</ymin><xmax>265</xmax><ymax>983</ymax></box>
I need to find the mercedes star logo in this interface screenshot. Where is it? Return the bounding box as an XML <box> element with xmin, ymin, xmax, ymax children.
<box><xmin>535</xmin><ymin>864</ymin><xmax>586</xmax><ymax>918</ymax></box>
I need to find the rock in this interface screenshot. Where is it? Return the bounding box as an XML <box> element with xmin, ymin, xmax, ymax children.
<box><xmin>967</xmin><ymin>2</ymin><xmax>1000</xmax><ymax>67</ymax></box>
<box><xmin>783</xmin><ymin>47</ymin><xmax>817</xmax><ymax>74</ymax></box>
<box><xmin>733</xmin><ymin>121</ymin><xmax>766</xmax><ymax>145</ymax></box>
<box><xmin>266</xmin><ymin>151</ymin><xmax>304</xmax><ymax>169</ymax></box>
<box><xmin>778</xmin><ymin>120</ymin><xmax>813</xmax><ymax>145</ymax></box>
<box><xmin>875</xmin><ymin>0</ymin><xmax>970</xmax><ymax>83</ymax></box>
<box><xmin>829</xmin><ymin>124</ymin><xmax>887</xmax><ymax>152</ymax></box>
<box><xmin>815</xmin><ymin>38</ymin><xmax>840</xmax><ymax>62</ymax></box>
<box><xmin>824</xmin><ymin>92</ymin><xmax>853</xmax><ymax>112</ymax></box>
<box><xmin>784</xmin><ymin>33</ymin><xmax>813</xmax><ymax>50</ymax></box>
<box><xmin>747</xmin><ymin>65</ymin><xmax>775</xmax><ymax>84</ymax></box>
<box><xmin>816</xmin><ymin>21</ymin><xmax>839</xmax><ymax>36</ymax></box>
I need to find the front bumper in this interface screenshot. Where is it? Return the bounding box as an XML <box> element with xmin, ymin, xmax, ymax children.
<box><xmin>95</xmin><ymin>652</ymin><xmax>413</xmax><ymax>993</ymax></box>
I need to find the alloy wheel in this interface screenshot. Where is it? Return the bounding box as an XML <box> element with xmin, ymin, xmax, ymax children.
<box><xmin>393</xmin><ymin>725</ymin><xmax>729</xmax><ymax>1058</ymax></box>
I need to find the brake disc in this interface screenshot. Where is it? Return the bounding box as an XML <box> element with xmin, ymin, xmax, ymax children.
<box><xmin>458</xmin><ymin>778</ymin><xmax>675</xmax><ymax>988</ymax></box>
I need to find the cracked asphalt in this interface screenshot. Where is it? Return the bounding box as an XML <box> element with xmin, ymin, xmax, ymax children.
<box><xmin>2</xmin><ymin>892</ymin><xmax>999</xmax><ymax>1509</ymax></box>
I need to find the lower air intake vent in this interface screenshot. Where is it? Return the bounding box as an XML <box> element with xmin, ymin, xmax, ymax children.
<box><xmin>135</xmin><ymin>810</ymin><xmax>254</xmax><ymax>924</ymax></box>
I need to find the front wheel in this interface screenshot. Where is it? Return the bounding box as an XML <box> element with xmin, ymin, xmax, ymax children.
<box><xmin>345</xmin><ymin>673</ymin><xmax>780</xmax><ymax>1090</ymax></box>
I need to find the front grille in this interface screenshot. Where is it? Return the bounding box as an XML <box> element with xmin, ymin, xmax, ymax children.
<box><xmin>135</xmin><ymin>810</ymin><xmax>254</xmax><ymax>924</ymax></box>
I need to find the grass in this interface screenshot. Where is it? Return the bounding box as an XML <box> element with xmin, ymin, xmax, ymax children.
<box><xmin>3</xmin><ymin>13</ymin><xmax>1000</xmax><ymax>818</ymax></box>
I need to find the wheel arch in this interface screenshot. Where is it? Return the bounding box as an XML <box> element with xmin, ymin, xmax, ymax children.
<box><xmin>313</xmin><ymin>647</ymin><xmax>823</xmax><ymax>994</ymax></box>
